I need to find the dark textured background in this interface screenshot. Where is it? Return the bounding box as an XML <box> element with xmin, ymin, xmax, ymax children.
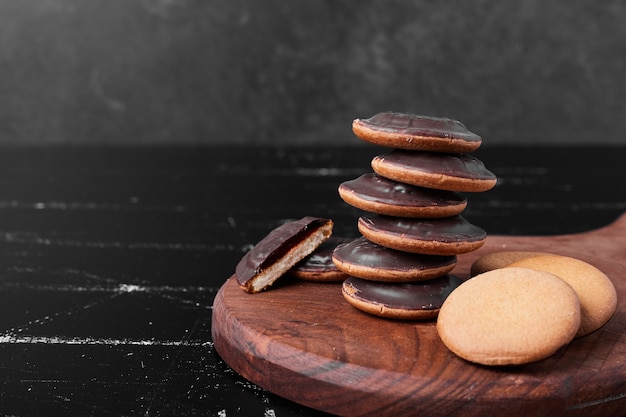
<box><xmin>1</xmin><ymin>0</ymin><xmax>625</xmax><ymax>145</ymax></box>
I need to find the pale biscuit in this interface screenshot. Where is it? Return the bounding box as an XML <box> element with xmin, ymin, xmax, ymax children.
<box><xmin>436</xmin><ymin>267</ymin><xmax>581</xmax><ymax>366</ymax></box>
<box><xmin>507</xmin><ymin>255</ymin><xmax>617</xmax><ymax>338</ymax></box>
<box><xmin>470</xmin><ymin>251</ymin><xmax>548</xmax><ymax>276</ymax></box>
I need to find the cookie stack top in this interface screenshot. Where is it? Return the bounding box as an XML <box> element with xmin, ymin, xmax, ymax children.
<box><xmin>340</xmin><ymin>111</ymin><xmax>496</xmax><ymax>256</ymax></box>
<box><xmin>352</xmin><ymin>111</ymin><xmax>483</xmax><ymax>153</ymax></box>
<box><xmin>353</xmin><ymin>111</ymin><xmax>496</xmax><ymax>193</ymax></box>
<box><xmin>334</xmin><ymin>111</ymin><xmax>497</xmax><ymax>320</ymax></box>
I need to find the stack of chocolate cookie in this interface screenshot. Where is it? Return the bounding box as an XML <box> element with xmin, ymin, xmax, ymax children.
<box><xmin>333</xmin><ymin>111</ymin><xmax>497</xmax><ymax>320</ymax></box>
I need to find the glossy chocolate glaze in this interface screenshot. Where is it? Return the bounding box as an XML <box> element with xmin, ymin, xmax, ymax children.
<box><xmin>339</xmin><ymin>173</ymin><xmax>466</xmax><ymax>207</ymax></box>
<box><xmin>359</xmin><ymin>112</ymin><xmax>481</xmax><ymax>142</ymax></box>
<box><xmin>291</xmin><ymin>236</ymin><xmax>351</xmax><ymax>273</ymax></box>
<box><xmin>374</xmin><ymin>150</ymin><xmax>496</xmax><ymax>181</ymax></box>
<box><xmin>333</xmin><ymin>237</ymin><xmax>456</xmax><ymax>271</ymax></box>
<box><xmin>344</xmin><ymin>275</ymin><xmax>464</xmax><ymax>310</ymax></box>
<box><xmin>235</xmin><ymin>216</ymin><xmax>330</xmax><ymax>285</ymax></box>
<box><xmin>358</xmin><ymin>215</ymin><xmax>486</xmax><ymax>243</ymax></box>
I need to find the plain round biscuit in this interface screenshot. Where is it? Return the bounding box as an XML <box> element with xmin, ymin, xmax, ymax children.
<box><xmin>470</xmin><ymin>251</ymin><xmax>549</xmax><ymax>276</ymax></box>
<box><xmin>436</xmin><ymin>267</ymin><xmax>581</xmax><ymax>366</ymax></box>
<box><xmin>507</xmin><ymin>255</ymin><xmax>617</xmax><ymax>338</ymax></box>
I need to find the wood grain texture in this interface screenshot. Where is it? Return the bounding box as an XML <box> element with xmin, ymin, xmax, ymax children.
<box><xmin>212</xmin><ymin>213</ymin><xmax>626</xmax><ymax>417</ymax></box>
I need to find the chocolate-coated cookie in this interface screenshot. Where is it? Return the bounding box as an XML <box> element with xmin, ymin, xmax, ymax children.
<box><xmin>358</xmin><ymin>215</ymin><xmax>486</xmax><ymax>255</ymax></box>
<box><xmin>236</xmin><ymin>216</ymin><xmax>333</xmax><ymax>293</ymax></box>
<box><xmin>289</xmin><ymin>237</ymin><xmax>351</xmax><ymax>282</ymax></box>
<box><xmin>332</xmin><ymin>237</ymin><xmax>456</xmax><ymax>282</ymax></box>
<box><xmin>338</xmin><ymin>173</ymin><xmax>467</xmax><ymax>218</ymax></box>
<box><xmin>371</xmin><ymin>150</ymin><xmax>497</xmax><ymax>192</ymax></box>
<box><xmin>352</xmin><ymin>112</ymin><xmax>482</xmax><ymax>153</ymax></box>
<box><xmin>342</xmin><ymin>275</ymin><xmax>464</xmax><ymax>320</ymax></box>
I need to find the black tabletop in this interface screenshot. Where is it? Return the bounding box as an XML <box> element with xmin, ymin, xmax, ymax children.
<box><xmin>0</xmin><ymin>145</ymin><xmax>624</xmax><ymax>416</ymax></box>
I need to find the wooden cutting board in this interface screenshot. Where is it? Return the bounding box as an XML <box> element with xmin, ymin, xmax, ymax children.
<box><xmin>212</xmin><ymin>213</ymin><xmax>626</xmax><ymax>417</ymax></box>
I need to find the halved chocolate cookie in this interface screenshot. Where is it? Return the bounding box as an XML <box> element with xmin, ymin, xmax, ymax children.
<box><xmin>236</xmin><ymin>216</ymin><xmax>333</xmax><ymax>293</ymax></box>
